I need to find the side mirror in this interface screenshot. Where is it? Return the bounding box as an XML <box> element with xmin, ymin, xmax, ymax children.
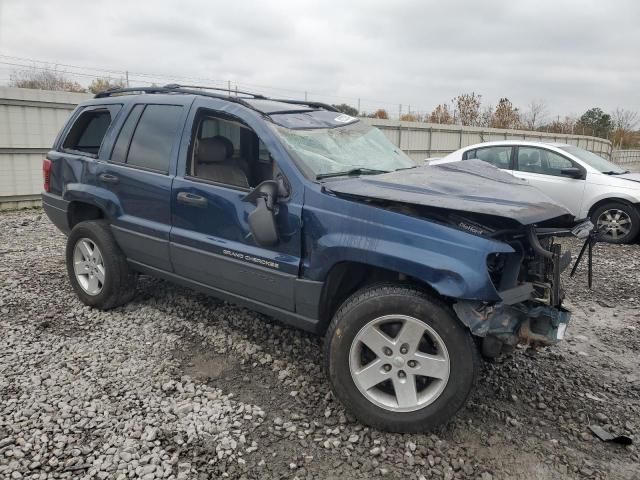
<box><xmin>560</xmin><ymin>167</ymin><xmax>584</xmax><ymax>179</ymax></box>
<box><xmin>242</xmin><ymin>180</ymin><xmax>279</xmax><ymax>246</ymax></box>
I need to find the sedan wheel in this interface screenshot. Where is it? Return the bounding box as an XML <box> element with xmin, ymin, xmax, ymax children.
<box><xmin>597</xmin><ymin>208</ymin><xmax>632</xmax><ymax>241</ymax></box>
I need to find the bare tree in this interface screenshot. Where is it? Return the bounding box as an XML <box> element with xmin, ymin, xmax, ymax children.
<box><xmin>491</xmin><ymin>98</ymin><xmax>521</xmax><ymax>129</ymax></box>
<box><xmin>612</xmin><ymin>108</ymin><xmax>639</xmax><ymax>131</ymax></box>
<box><xmin>88</xmin><ymin>77</ymin><xmax>126</xmax><ymax>95</ymax></box>
<box><xmin>453</xmin><ymin>93</ymin><xmax>482</xmax><ymax>126</ymax></box>
<box><xmin>370</xmin><ymin>109</ymin><xmax>389</xmax><ymax>120</ymax></box>
<box><xmin>9</xmin><ymin>68</ymin><xmax>86</xmax><ymax>93</ymax></box>
<box><xmin>523</xmin><ymin>99</ymin><xmax>547</xmax><ymax>130</ymax></box>
<box><xmin>427</xmin><ymin>104</ymin><xmax>454</xmax><ymax>124</ymax></box>
<box><xmin>479</xmin><ymin>104</ymin><xmax>494</xmax><ymax>128</ymax></box>
<box><xmin>400</xmin><ymin>113</ymin><xmax>419</xmax><ymax>122</ymax></box>
<box><xmin>611</xmin><ymin>108</ymin><xmax>639</xmax><ymax>148</ymax></box>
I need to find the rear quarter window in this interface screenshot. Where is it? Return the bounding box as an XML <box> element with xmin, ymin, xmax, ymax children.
<box><xmin>110</xmin><ymin>104</ymin><xmax>183</xmax><ymax>173</ymax></box>
<box><xmin>62</xmin><ymin>105</ymin><xmax>121</xmax><ymax>156</ymax></box>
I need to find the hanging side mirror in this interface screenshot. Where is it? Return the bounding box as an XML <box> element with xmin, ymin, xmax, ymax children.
<box><xmin>242</xmin><ymin>180</ymin><xmax>280</xmax><ymax>246</ymax></box>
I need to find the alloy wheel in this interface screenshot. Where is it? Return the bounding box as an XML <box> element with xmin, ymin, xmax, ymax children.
<box><xmin>597</xmin><ymin>208</ymin><xmax>632</xmax><ymax>240</ymax></box>
<box><xmin>72</xmin><ymin>238</ymin><xmax>105</xmax><ymax>295</ymax></box>
<box><xmin>349</xmin><ymin>314</ymin><xmax>450</xmax><ymax>412</ymax></box>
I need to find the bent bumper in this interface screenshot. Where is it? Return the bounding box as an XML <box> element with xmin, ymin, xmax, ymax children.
<box><xmin>41</xmin><ymin>192</ymin><xmax>70</xmax><ymax>235</ymax></box>
<box><xmin>454</xmin><ymin>300</ymin><xmax>571</xmax><ymax>347</ymax></box>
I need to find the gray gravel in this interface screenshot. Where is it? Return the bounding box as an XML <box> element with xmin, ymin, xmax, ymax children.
<box><xmin>0</xmin><ymin>209</ymin><xmax>639</xmax><ymax>480</ymax></box>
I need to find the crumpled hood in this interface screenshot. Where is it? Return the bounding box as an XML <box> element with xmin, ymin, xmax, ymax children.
<box><xmin>324</xmin><ymin>160</ymin><xmax>574</xmax><ymax>225</ymax></box>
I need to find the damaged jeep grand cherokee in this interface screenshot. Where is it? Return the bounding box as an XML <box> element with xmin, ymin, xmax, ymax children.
<box><xmin>42</xmin><ymin>85</ymin><xmax>591</xmax><ymax>433</ymax></box>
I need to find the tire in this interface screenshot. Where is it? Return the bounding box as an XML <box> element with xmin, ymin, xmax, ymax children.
<box><xmin>591</xmin><ymin>202</ymin><xmax>640</xmax><ymax>244</ymax></box>
<box><xmin>324</xmin><ymin>284</ymin><xmax>479</xmax><ymax>433</ymax></box>
<box><xmin>66</xmin><ymin>220</ymin><xmax>137</xmax><ymax>309</ymax></box>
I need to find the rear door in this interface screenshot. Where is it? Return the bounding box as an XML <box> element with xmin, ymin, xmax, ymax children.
<box><xmin>513</xmin><ymin>146</ymin><xmax>586</xmax><ymax>215</ymax></box>
<box><xmin>99</xmin><ymin>101</ymin><xmax>189</xmax><ymax>271</ymax></box>
<box><xmin>169</xmin><ymin>102</ymin><xmax>302</xmax><ymax>311</ymax></box>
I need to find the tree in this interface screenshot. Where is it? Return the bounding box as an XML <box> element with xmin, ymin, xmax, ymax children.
<box><xmin>331</xmin><ymin>103</ymin><xmax>359</xmax><ymax>117</ymax></box>
<box><xmin>400</xmin><ymin>113</ymin><xmax>419</xmax><ymax>122</ymax></box>
<box><xmin>369</xmin><ymin>109</ymin><xmax>389</xmax><ymax>119</ymax></box>
<box><xmin>453</xmin><ymin>92</ymin><xmax>481</xmax><ymax>126</ymax></box>
<box><xmin>523</xmin><ymin>100</ymin><xmax>547</xmax><ymax>130</ymax></box>
<box><xmin>491</xmin><ymin>98</ymin><xmax>521</xmax><ymax>129</ymax></box>
<box><xmin>611</xmin><ymin>109</ymin><xmax>639</xmax><ymax>149</ymax></box>
<box><xmin>9</xmin><ymin>68</ymin><xmax>86</xmax><ymax>93</ymax></box>
<box><xmin>427</xmin><ymin>104</ymin><xmax>453</xmax><ymax>124</ymax></box>
<box><xmin>479</xmin><ymin>105</ymin><xmax>494</xmax><ymax>128</ymax></box>
<box><xmin>543</xmin><ymin>115</ymin><xmax>577</xmax><ymax>134</ymax></box>
<box><xmin>576</xmin><ymin>107</ymin><xmax>613</xmax><ymax>138</ymax></box>
<box><xmin>88</xmin><ymin>77</ymin><xmax>126</xmax><ymax>94</ymax></box>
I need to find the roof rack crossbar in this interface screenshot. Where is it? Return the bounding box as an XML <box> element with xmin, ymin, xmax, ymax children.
<box><xmin>163</xmin><ymin>83</ymin><xmax>267</xmax><ymax>99</ymax></box>
<box><xmin>271</xmin><ymin>99</ymin><xmax>339</xmax><ymax>112</ymax></box>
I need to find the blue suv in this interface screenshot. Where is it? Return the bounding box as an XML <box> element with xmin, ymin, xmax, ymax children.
<box><xmin>42</xmin><ymin>85</ymin><xmax>586</xmax><ymax>432</ymax></box>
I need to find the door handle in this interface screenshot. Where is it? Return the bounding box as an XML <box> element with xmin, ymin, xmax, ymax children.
<box><xmin>98</xmin><ymin>173</ymin><xmax>119</xmax><ymax>184</ymax></box>
<box><xmin>177</xmin><ymin>191</ymin><xmax>207</xmax><ymax>208</ymax></box>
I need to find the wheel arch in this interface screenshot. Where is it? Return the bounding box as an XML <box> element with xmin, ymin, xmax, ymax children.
<box><xmin>586</xmin><ymin>196</ymin><xmax>640</xmax><ymax>218</ymax></box>
<box><xmin>315</xmin><ymin>261</ymin><xmax>451</xmax><ymax>335</ymax></box>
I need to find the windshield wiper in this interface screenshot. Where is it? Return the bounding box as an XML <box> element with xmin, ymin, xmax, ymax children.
<box><xmin>602</xmin><ymin>170</ymin><xmax>629</xmax><ymax>175</ymax></box>
<box><xmin>316</xmin><ymin>168</ymin><xmax>390</xmax><ymax>180</ymax></box>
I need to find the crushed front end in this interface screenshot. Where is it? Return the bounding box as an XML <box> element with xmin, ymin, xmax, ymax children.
<box><xmin>453</xmin><ymin>219</ymin><xmax>593</xmax><ymax>357</ymax></box>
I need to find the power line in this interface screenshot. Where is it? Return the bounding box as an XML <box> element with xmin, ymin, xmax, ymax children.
<box><xmin>0</xmin><ymin>53</ymin><xmax>435</xmax><ymax>115</ymax></box>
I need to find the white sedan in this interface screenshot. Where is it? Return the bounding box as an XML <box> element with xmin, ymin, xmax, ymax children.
<box><xmin>430</xmin><ymin>141</ymin><xmax>640</xmax><ymax>243</ymax></box>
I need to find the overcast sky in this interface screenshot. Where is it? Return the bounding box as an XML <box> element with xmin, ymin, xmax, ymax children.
<box><xmin>0</xmin><ymin>0</ymin><xmax>638</xmax><ymax>120</ymax></box>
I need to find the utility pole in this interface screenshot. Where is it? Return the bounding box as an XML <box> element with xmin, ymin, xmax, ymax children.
<box><xmin>398</xmin><ymin>104</ymin><xmax>402</xmax><ymax>120</ymax></box>
<box><xmin>357</xmin><ymin>98</ymin><xmax>361</xmax><ymax>115</ymax></box>
<box><xmin>304</xmin><ymin>91</ymin><xmax>308</xmax><ymax>101</ymax></box>
<box><xmin>228</xmin><ymin>80</ymin><xmax>231</xmax><ymax>95</ymax></box>
<box><xmin>125</xmin><ymin>71</ymin><xmax>129</xmax><ymax>87</ymax></box>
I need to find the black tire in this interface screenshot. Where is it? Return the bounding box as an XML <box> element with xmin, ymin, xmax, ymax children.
<box><xmin>324</xmin><ymin>284</ymin><xmax>479</xmax><ymax>433</ymax></box>
<box><xmin>591</xmin><ymin>202</ymin><xmax>640</xmax><ymax>244</ymax></box>
<box><xmin>66</xmin><ymin>220</ymin><xmax>137</xmax><ymax>309</ymax></box>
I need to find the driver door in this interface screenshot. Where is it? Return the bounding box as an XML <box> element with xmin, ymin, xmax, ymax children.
<box><xmin>170</xmin><ymin>109</ymin><xmax>302</xmax><ymax>311</ymax></box>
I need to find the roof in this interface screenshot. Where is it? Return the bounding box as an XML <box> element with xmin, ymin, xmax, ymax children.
<box><xmin>461</xmin><ymin>140</ymin><xmax>572</xmax><ymax>149</ymax></box>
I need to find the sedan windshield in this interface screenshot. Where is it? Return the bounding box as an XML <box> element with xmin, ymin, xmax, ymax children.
<box><xmin>559</xmin><ymin>146</ymin><xmax>628</xmax><ymax>174</ymax></box>
<box><xmin>273</xmin><ymin>121</ymin><xmax>415</xmax><ymax>178</ymax></box>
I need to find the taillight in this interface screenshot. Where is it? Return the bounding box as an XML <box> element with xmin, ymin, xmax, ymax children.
<box><xmin>42</xmin><ymin>158</ymin><xmax>52</xmax><ymax>192</ymax></box>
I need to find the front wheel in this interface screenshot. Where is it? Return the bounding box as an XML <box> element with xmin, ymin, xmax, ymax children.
<box><xmin>591</xmin><ymin>202</ymin><xmax>640</xmax><ymax>244</ymax></box>
<box><xmin>324</xmin><ymin>284</ymin><xmax>479</xmax><ymax>433</ymax></box>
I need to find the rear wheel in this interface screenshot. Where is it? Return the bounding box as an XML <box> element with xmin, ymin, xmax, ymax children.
<box><xmin>66</xmin><ymin>220</ymin><xmax>137</xmax><ymax>309</ymax></box>
<box><xmin>591</xmin><ymin>202</ymin><xmax>640</xmax><ymax>244</ymax></box>
<box><xmin>324</xmin><ymin>284</ymin><xmax>479</xmax><ymax>432</ymax></box>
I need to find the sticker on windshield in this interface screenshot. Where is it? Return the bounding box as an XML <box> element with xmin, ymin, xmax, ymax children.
<box><xmin>334</xmin><ymin>114</ymin><xmax>356</xmax><ymax>123</ymax></box>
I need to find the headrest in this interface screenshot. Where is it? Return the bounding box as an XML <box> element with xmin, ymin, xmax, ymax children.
<box><xmin>528</xmin><ymin>150</ymin><xmax>540</xmax><ymax>163</ymax></box>
<box><xmin>197</xmin><ymin>136</ymin><xmax>234</xmax><ymax>164</ymax></box>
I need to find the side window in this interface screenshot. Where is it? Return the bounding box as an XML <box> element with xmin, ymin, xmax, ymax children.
<box><xmin>110</xmin><ymin>104</ymin><xmax>183</xmax><ymax>173</ymax></box>
<box><xmin>517</xmin><ymin>147</ymin><xmax>574</xmax><ymax>176</ymax></box>
<box><xmin>62</xmin><ymin>106</ymin><xmax>121</xmax><ymax>156</ymax></box>
<box><xmin>467</xmin><ymin>146</ymin><xmax>512</xmax><ymax>169</ymax></box>
<box><xmin>190</xmin><ymin>113</ymin><xmax>276</xmax><ymax>190</ymax></box>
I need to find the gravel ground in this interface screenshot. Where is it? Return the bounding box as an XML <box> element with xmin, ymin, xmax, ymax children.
<box><xmin>1</xmin><ymin>209</ymin><xmax>638</xmax><ymax>480</ymax></box>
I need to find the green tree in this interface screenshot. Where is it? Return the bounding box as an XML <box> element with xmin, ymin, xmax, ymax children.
<box><xmin>331</xmin><ymin>103</ymin><xmax>359</xmax><ymax>116</ymax></box>
<box><xmin>576</xmin><ymin>108</ymin><xmax>613</xmax><ymax>138</ymax></box>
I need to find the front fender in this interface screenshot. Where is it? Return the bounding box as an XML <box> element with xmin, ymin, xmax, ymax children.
<box><xmin>302</xmin><ymin>191</ymin><xmax>514</xmax><ymax>301</ymax></box>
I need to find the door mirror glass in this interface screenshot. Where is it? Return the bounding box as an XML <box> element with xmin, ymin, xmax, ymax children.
<box><xmin>560</xmin><ymin>167</ymin><xmax>584</xmax><ymax>179</ymax></box>
<box><xmin>242</xmin><ymin>180</ymin><xmax>279</xmax><ymax>246</ymax></box>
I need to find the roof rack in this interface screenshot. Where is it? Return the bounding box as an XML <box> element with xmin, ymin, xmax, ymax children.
<box><xmin>270</xmin><ymin>99</ymin><xmax>339</xmax><ymax>112</ymax></box>
<box><xmin>93</xmin><ymin>83</ymin><xmax>339</xmax><ymax>114</ymax></box>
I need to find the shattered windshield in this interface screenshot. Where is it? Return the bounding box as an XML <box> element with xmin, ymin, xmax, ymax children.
<box><xmin>273</xmin><ymin>121</ymin><xmax>415</xmax><ymax>178</ymax></box>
